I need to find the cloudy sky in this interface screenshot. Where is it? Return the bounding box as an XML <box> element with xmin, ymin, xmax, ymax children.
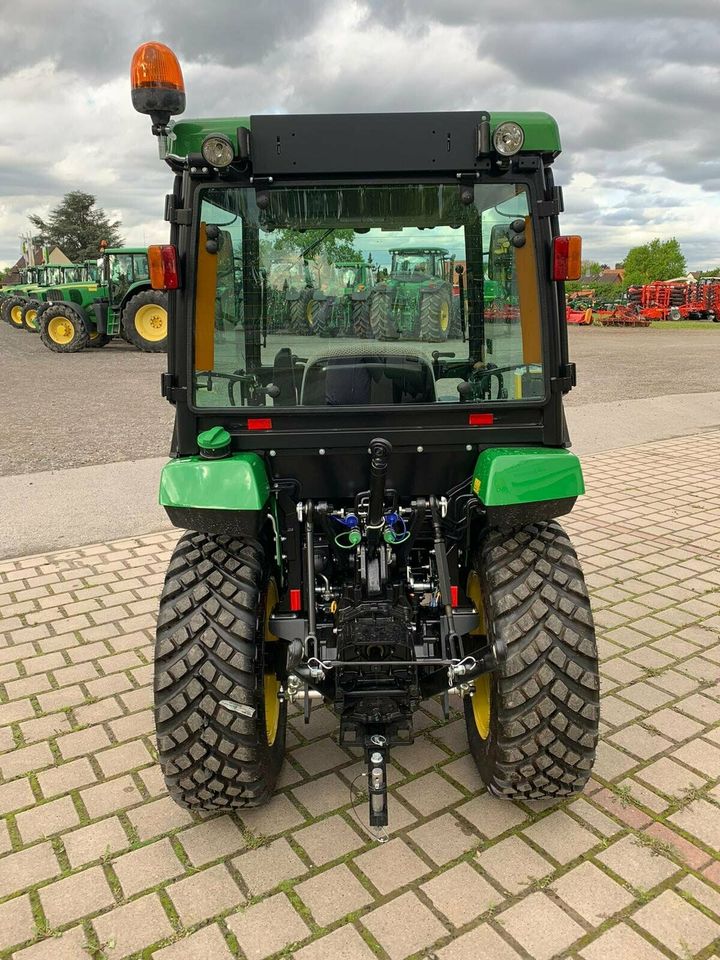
<box><xmin>2</xmin><ymin>0</ymin><xmax>720</xmax><ymax>270</ymax></box>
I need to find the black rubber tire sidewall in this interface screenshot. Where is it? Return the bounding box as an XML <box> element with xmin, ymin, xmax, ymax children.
<box><xmin>464</xmin><ymin>521</ymin><xmax>600</xmax><ymax>799</ymax></box>
<box><xmin>154</xmin><ymin>532</ymin><xmax>287</xmax><ymax>810</ymax></box>
<box><xmin>122</xmin><ymin>290</ymin><xmax>168</xmax><ymax>353</ymax></box>
<box><xmin>38</xmin><ymin>304</ymin><xmax>90</xmax><ymax>353</ymax></box>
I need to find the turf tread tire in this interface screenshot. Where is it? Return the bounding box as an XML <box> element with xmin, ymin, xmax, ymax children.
<box><xmin>464</xmin><ymin>521</ymin><xmax>599</xmax><ymax>799</ymax></box>
<box><xmin>154</xmin><ymin>531</ymin><xmax>286</xmax><ymax>810</ymax></box>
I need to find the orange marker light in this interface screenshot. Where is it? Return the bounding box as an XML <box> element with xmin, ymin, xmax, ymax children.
<box><xmin>552</xmin><ymin>236</ymin><xmax>582</xmax><ymax>281</ymax></box>
<box><xmin>148</xmin><ymin>245</ymin><xmax>179</xmax><ymax>290</ymax></box>
<box><xmin>130</xmin><ymin>42</ymin><xmax>185</xmax><ymax>119</ymax></box>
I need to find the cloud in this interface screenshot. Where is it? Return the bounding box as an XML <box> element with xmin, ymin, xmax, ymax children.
<box><xmin>1</xmin><ymin>0</ymin><xmax>720</xmax><ymax>269</ymax></box>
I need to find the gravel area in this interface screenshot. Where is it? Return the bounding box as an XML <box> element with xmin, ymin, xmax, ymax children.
<box><xmin>0</xmin><ymin>320</ymin><xmax>718</xmax><ymax>477</ymax></box>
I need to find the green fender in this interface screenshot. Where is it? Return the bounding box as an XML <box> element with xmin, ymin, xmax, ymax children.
<box><xmin>472</xmin><ymin>447</ymin><xmax>584</xmax><ymax>525</ymax></box>
<box><xmin>159</xmin><ymin>453</ymin><xmax>271</xmax><ymax>536</ymax></box>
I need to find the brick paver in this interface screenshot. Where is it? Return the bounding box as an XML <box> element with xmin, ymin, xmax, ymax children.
<box><xmin>1</xmin><ymin>432</ymin><xmax>720</xmax><ymax>958</ymax></box>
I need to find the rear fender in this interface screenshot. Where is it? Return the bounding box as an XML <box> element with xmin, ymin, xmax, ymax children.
<box><xmin>472</xmin><ymin>447</ymin><xmax>584</xmax><ymax>527</ymax></box>
<box><xmin>159</xmin><ymin>452</ymin><xmax>272</xmax><ymax>538</ymax></box>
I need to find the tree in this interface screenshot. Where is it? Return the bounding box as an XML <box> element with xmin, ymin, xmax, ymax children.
<box><xmin>269</xmin><ymin>228</ymin><xmax>359</xmax><ymax>264</ymax></box>
<box><xmin>580</xmin><ymin>260</ymin><xmax>603</xmax><ymax>277</ymax></box>
<box><xmin>29</xmin><ymin>191</ymin><xmax>123</xmax><ymax>262</ymax></box>
<box><xmin>622</xmin><ymin>237</ymin><xmax>686</xmax><ymax>287</ymax></box>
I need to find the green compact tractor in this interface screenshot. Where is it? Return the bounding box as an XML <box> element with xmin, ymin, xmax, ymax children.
<box><xmin>132</xmin><ymin>42</ymin><xmax>598</xmax><ymax>831</ymax></box>
<box><xmin>36</xmin><ymin>248</ymin><xmax>168</xmax><ymax>353</ymax></box>
<box><xmin>369</xmin><ymin>247</ymin><xmax>455</xmax><ymax>342</ymax></box>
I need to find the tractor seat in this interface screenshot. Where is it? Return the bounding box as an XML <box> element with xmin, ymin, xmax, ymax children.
<box><xmin>299</xmin><ymin>344</ymin><xmax>437</xmax><ymax>406</ymax></box>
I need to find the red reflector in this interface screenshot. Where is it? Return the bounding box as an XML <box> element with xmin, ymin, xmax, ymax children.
<box><xmin>247</xmin><ymin>418</ymin><xmax>272</xmax><ymax>430</ymax></box>
<box><xmin>469</xmin><ymin>413</ymin><xmax>494</xmax><ymax>425</ymax></box>
<box><xmin>450</xmin><ymin>585</ymin><xmax>459</xmax><ymax>607</ymax></box>
<box><xmin>290</xmin><ymin>589</ymin><xmax>301</xmax><ymax>611</ymax></box>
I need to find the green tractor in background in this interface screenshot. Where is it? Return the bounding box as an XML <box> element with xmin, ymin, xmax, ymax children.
<box><xmin>20</xmin><ymin>261</ymin><xmax>99</xmax><ymax>333</ymax></box>
<box><xmin>307</xmin><ymin>259</ymin><xmax>375</xmax><ymax>336</ymax></box>
<box><xmin>36</xmin><ymin>248</ymin><xmax>168</xmax><ymax>353</ymax></box>
<box><xmin>1</xmin><ymin>264</ymin><xmax>61</xmax><ymax>329</ymax></box>
<box><xmin>368</xmin><ymin>247</ymin><xmax>455</xmax><ymax>342</ymax></box>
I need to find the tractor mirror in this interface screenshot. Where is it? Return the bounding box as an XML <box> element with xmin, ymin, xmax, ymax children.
<box><xmin>487</xmin><ymin>224</ymin><xmax>511</xmax><ymax>281</ymax></box>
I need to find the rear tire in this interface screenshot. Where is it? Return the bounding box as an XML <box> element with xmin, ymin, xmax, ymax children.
<box><xmin>464</xmin><ymin>521</ymin><xmax>599</xmax><ymax>799</ymax></box>
<box><xmin>154</xmin><ymin>532</ymin><xmax>287</xmax><ymax>810</ymax></box>
<box><xmin>313</xmin><ymin>298</ymin><xmax>336</xmax><ymax>337</ymax></box>
<box><xmin>419</xmin><ymin>287</ymin><xmax>451</xmax><ymax>342</ymax></box>
<box><xmin>38</xmin><ymin>304</ymin><xmax>89</xmax><ymax>353</ymax></box>
<box><xmin>3</xmin><ymin>296</ymin><xmax>26</xmax><ymax>329</ymax></box>
<box><xmin>351</xmin><ymin>298</ymin><xmax>371</xmax><ymax>338</ymax></box>
<box><xmin>122</xmin><ymin>290</ymin><xmax>168</xmax><ymax>352</ymax></box>
<box><xmin>288</xmin><ymin>290</ymin><xmax>313</xmax><ymax>334</ymax></box>
<box><xmin>87</xmin><ymin>330</ymin><xmax>110</xmax><ymax>348</ymax></box>
<box><xmin>22</xmin><ymin>300</ymin><xmax>40</xmax><ymax>332</ymax></box>
<box><xmin>369</xmin><ymin>286</ymin><xmax>399</xmax><ymax>339</ymax></box>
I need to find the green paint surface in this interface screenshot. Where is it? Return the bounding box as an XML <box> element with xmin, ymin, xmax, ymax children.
<box><xmin>472</xmin><ymin>447</ymin><xmax>584</xmax><ymax>506</ymax></box>
<box><xmin>168</xmin><ymin>112</ymin><xmax>560</xmax><ymax>159</ymax></box>
<box><xmin>159</xmin><ymin>453</ymin><xmax>270</xmax><ymax>511</ymax></box>
<box><xmin>490</xmin><ymin>112</ymin><xmax>561</xmax><ymax>153</ymax></box>
<box><xmin>197</xmin><ymin>426</ymin><xmax>231</xmax><ymax>452</ymax></box>
<box><xmin>169</xmin><ymin>117</ymin><xmax>249</xmax><ymax>159</ymax></box>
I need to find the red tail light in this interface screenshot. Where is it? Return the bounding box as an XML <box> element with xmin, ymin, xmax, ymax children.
<box><xmin>552</xmin><ymin>236</ymin><xmax>582</xmax><ymax>281</ymax></box>
<box><xmin>450</xmin><ymin>585</ymin><xmax>459</xmax><ymax>607</ymax></box>
<box><xmin>469</xmin><ymin>413</ymin><xmax>494</xmax><ymax>426</ymax></box>
<box><xmin>290</xmin><ymin>589</ymin><xmax>301</xmax><ymax>611</ymax></box>
<box><xmin>147</xmin><ymin>244</ymin><xmax>179</xmax><ymax>290</ymax></box>
<box><xmin>247</xmin><ymin>418</ymin><xmax>272</xmax><ymax>431</ymax></box>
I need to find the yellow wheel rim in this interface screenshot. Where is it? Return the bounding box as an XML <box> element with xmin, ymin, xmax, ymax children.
<box><xmin>306</xmin><ymin>300</ymin><xmax>315</xmax><ymax>327</ymax></box>
<box><xmin>466</xmin><ymin>570</ymin><xmax>491</xmax><ymax>739</ymax></box>
<box><xmin>26</xmin><ymin>309</ymin><xmax>38</xmax><ymax>330</ymax></box>
<box><xmin>47</xmin><ymin>316</ymin><xmax>76</xmax><ymax>345</ymax></box>
<box><xmin>263</xmin><ymin>580</ymin><xmax>280</xmax><ymax>746</ymax></box>
<box><xmin>89</xmin><ymin>330</ymin><xmax>100</xmax><ymax>341</ymax></box>
<box><xmin>10</xmin><ymin>304</ymin><xmax>23</xmax><ymax>327</ymax></box>
<box><xmin>439</xmin><ymin>301</ymin><xmax>450</xmax><ymax>332</ymax></box>
<box><xmin>134</xmin><ymin>303</ymin><xmax>167</xmax><ymax>342</ymax></box>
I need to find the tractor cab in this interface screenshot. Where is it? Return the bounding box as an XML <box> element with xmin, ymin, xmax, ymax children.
<box><xmin>131</xmin><ymin>42</ymin><xmax>597</xmax><ymax>834</ymax></box>
<box><xmin>389</xmin><ymin>247</ymin><xmax>452</xmax><ymax>282</ymax></box>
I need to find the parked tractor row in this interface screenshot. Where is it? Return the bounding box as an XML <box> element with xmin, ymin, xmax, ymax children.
<box><xmin>0</xmin><ymin>248</ymin><xmax>168</xmax><ymax>353</ymax></box>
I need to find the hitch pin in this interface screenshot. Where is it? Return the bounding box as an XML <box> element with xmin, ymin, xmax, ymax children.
<box><xmin>447</xmin><ymin>655</ymin><xmax>477</xmax><ymax>686</ymax></box>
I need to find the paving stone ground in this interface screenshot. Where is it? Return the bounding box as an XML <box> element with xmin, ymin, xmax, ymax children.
<box><xmin>1</xmin><ymin>431</ymin><xmax>720</xmax><ymax>959</ymax></box>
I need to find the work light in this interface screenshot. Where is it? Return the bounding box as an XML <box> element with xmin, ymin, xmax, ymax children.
<box><xmin>493</xmin><ymin>121</ymin><xmax>524</xmax><ymax>156</ymax></box>
<box><xmin>201</xmin><ymin>135</ymin><xmax>235</xmax><ymax>168</ymax></box>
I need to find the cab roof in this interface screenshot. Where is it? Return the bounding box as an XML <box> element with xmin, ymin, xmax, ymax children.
<box><xmin>166</xmin><ymin>111</ymin><xmax>561</xmax><ymax>173</ymax></box>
